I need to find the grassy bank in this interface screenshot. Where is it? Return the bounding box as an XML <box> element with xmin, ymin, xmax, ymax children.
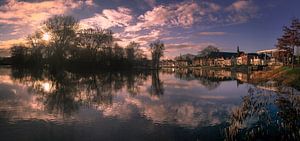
<box><xmin>253</xmin><ymin>67</ymin><xmax>300</xmax><ymax>90</ymax></box>
<box><xmin>280</xmin><ymin>67</ymin><xmax>300</xmax><ymax>89</ymax></box>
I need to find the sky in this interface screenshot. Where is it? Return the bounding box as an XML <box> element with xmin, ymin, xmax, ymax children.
<box><xmin>0</xmin><ymin>0</ymin><xmax>300</xmax><ymax>58</ymax></box>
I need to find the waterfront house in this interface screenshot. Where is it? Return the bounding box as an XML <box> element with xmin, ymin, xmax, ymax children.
<box><xmin>236</xmin><ymin>53</ymin><xmax>267</xmax><ymax>66</ymax></box>
<box><xmin>257</xmin><ymin>48</ymin><xmax>290</xmax><ymax>66</ymax></box>
<box><xmin>160</xmin><ymin>60</ymin><xmax>175</xmax><ymax>68</ymax></box>
<box><xmin>193</xmin><ymin>56</ymin><xmax>206</xmax><ymax>66</ymax></box>
<box><xmin>193</xmin><ymin>52</ymin><xmax>237</xmax><ymax>67</ymax></box>
<box><xmin>175</xmin><ymin>54</ymin><xmax>195</xmax><ymax>67</ymax></box>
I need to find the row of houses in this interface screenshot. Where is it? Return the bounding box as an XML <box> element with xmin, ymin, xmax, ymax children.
<box><xmin>160</xmin><ymin>47</ymin><xmax>290</xmax><ymax>68</ymax></box>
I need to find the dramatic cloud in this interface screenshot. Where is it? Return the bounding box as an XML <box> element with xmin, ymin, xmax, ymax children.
<box><xmin>0</xmin><ymin>0</ymin><xmax>262</xmax><ymax>58</ymax></box>
<box><xmin>124</xmin><ymin>1</ymin><xmax>256</xmax><ymax>33</ymax></box>
<box><xmin>0</xmin><ymin>0</ymin><xmax>95</xmax><ymax>56</ymax></box>
<box><xmin>80</xmin><ymin>7</ymin><xmax>133</xmax><ymax>29</ymax></box>
<box><xmin>0</xmin><ymin>0</ymin><xmax>85</xmax><ymax>26</ymax></box>
<box><xmin>125</xmin><ymin>1</ymin><xmax>221</xmax><ymax>32</ymax></box>
<box><xmin>0</xmin><ymin>0</ymin><xmax>93</xmax><ymax>42</ymax></box>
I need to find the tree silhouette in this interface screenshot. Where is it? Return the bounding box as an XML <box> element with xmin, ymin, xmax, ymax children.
<box><xmin>150</xmin><ymin>40</ymin><xmax>165</xmax><ymax>69</ymax></box>
<box><xmin>198</xmin><ymin>45</ymin><xmax>220</xmax><ymax>57</ymax></box>
<box><xmin>9</xmin><ymin>15</ymin><xmax>153</xmax><ymax>70</ymax></box>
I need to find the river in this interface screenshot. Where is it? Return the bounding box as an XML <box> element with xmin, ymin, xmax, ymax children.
<box><xmin>0</xmin><ymin>67</ymin><xmax>299</xmax><ymax>141</ymax></box>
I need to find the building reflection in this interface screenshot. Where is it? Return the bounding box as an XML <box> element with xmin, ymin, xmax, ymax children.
<box><xmin>163</xmin><ymin>68</ymin><xmax>257</xmax><ymax>90</ymax></box>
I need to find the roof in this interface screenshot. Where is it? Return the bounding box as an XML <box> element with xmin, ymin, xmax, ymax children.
<box><xmin>246</xmin><ymin>53</ymin><xmax>268</xmax><ymax>59</ymax></box>
<box><xmin>175</xmin><ymin>54</ymin><xmax>196</xmax><ymax>61</ymax></box>
<box><xmin>256</xmin><ymin>49</ymin><xmax>288</xmax><ymax>54</ymax></box>
<box><xmin>208</xmin><ymin>52</ymin><xmax>238</xmax><ymax>59</ymax></box>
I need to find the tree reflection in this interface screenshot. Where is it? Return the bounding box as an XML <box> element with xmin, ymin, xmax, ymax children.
<box><xmin>11</xmin><ymin>67</ymin><xmax>153</xmax><ymax>116</ymax></box>
<box><xmin>225</xmin><ymin>85</ymin><xmax>300</xmax><ymax>141</ymax></box>
<box><xmin>149</xmin><ymin>70</ymin><xmax>164</xmax><ymax>96</ymax></box>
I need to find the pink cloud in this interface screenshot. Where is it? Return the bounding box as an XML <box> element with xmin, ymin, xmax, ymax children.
<box><xmin>125</xmin><ymin>2</ymin><xmax>205</xmax><ymax>32</ymax></box>
<box><xmin>0</xmin><ymin>0</ymin><xmax>92</xmax><ymax>49</ymax></box>
<box><xmin>0</xmin><ymin>0</ymin><xmax>84</xmax><ymax>27</ymax></box>
<box><xmin>80</xmin><ymin>7</ymin><xmax>133</xmax><ymax>29</ymax></box>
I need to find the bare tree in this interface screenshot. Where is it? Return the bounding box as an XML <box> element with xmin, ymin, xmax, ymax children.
<box><xmin>150</xmin><ymin>40</ymin><xmax>165</xmax><ymax>69</ymax></box>
<box><xmin>43</xmin><ymin>15</ymin><xmax>79</xmax><ymax>60</ymax></box>
<box><xmin>198</xmin><ymin>45</ymin><xmax>220</xmax><ymax>57</ymax></box>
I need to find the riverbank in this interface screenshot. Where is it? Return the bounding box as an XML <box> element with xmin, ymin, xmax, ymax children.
<box><xmin>169</xmin><ymin>65</ymin><xmax>264</xmax><ymax>71</ymax></box>
<box><xmin>252</xmin><ymin>66</ymin><xmax>300</xmax><ymax>90</ymax></box>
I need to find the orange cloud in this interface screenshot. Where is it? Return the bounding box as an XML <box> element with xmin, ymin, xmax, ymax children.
<box><xmin>0</xmin><ymin>38</ymin><xmax>26</xmax><ymax>56</ymax></box>
<box><xmin>0</xmin><ymin>38</ymin><xmax>26</xmax><ymax>49</ymax></box>
<box><xmin>0</xmin><ymin>0</ymin><xmax>94</xmax><ymax>50</ymax></box>
<box><xmin>0</xmin><ymin>0</ymin><xmax>83</xmax><ymax>26</ymax></box>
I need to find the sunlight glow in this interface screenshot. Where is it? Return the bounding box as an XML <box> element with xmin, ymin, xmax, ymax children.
<box><xmin>42</xmin><ymin>33</ymin><xmax>50</xmax><ymax>41</ymax></box>
<box><xmin>42</xmin><ymin>82</ymin><xmax>51</xmax><ymax>92</ymax></box>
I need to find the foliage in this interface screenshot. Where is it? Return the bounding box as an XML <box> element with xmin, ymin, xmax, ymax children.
<box><xmin>198</xmin><ymin>45</ymin><xmax>220</xmax><ymax>57</ymax></box>
<box><xmin>276</xmin><ymin>18</ymin><xmax>300</xmax><ymax>66</ymax></box>
<box><xmin>150</xmin><ymin>40</ymin><xmax>165</xmax><ymax>69</ymax></box>
<box><xmin>10</xmin><ymin>15</ymin><xmax>153</xmax><ymax>69</ymax></box>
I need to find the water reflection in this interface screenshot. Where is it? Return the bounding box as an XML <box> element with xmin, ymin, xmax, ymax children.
<box><xmin>1</xmin><ymin>67</ymin><xmax>244</xmax><ymax>127</ymax></box>
<box><xmin>225</xmin><ymin>85</ymin><xmax>300</xmax><ymax>141</ymax></box>
<box><xmin>10</xmin><ymin>68</ymin><xmax>153</xmax><ymax>116</ymax></box>
<box><xmin>149</xmin><ymin>70</ymin><xmax>164</xmax><ymax>96</ymax></box>
<box><xmin>0</xmin><ymin>67</ymin><xmax>299</xmax><ymax>140</ymax></box>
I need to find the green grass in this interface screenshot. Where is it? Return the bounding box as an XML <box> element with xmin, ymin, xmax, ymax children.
<box><xmin>280</xmin><ymin>67</ymin><xmax>300</xmax><ymax>90</ymax></box>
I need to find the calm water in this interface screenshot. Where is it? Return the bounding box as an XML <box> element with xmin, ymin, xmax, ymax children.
<box><xmin>0</xmin><ymin>67</ymin><xmax>299</xmax><ymax>141</ymax></box>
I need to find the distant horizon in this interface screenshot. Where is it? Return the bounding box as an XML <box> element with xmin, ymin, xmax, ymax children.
<box><xmin>1</xmin><ymin>0</ymin><xmax>300</xmax><ymax>59</ymax></box>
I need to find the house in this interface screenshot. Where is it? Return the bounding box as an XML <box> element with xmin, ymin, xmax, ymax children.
<box><xmin>175</xmin><ymin>58</ymin><xmax>191</xmax><ymax>67</ymax></box>
<box><xmin>193</xmin><ymin>52</ymin><xmax>237</xmax><ymax>67</ymax></box>
<box><xmin>175</xmin><ymin>54</ymin><xmax>195</xmax><ymax>67</ymax></box>
<box><xmin>248</xmin><ymin>53</ymin><xmax>267</xmax><ymax>66</ymax></box>
<box><xmin>257</xmin><ymin>48</ymin><xmax>290</xmax><ymax>66</ymax></box>
<box><xmin>236</xmin><ymin>53</ymin><xmax>267</xmax><ymax>66</ymax></box>
<box><xmin>193</xmin><ymin>56</ymin><xmax>206</xmax><ymax>66</ymax></box>
<box><xmin>160</xmin><ymin>60</ymin><xmax>175</xmax><ymax>68</ymax></box>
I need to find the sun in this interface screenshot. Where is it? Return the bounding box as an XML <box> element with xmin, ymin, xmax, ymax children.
<box><xmin>42</xmin><ymin>82</ymin><xmax>51</xmax><ymax>92</ymax></box>
<box><xmin>42</xmin><ymin>33</ymin><xmax>50</xmax><ymax>41</ymax></box>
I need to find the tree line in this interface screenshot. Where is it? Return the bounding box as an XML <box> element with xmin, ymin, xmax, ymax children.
<box><xmin>10</xmin><ymin>15</ymin><xmax>165</xmax><ymax>70</ymax></box>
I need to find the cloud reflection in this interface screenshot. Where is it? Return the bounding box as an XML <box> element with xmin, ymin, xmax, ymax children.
<box><xmin>0</xmin><ymin>67</ymin><xmax>249</xmax><ymax>128</ymax></box>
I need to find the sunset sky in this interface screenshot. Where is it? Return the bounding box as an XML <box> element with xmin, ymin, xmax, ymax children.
<box><xmin>0</xmin><ymin>0</ymin><xmax>300</xmax><ymax>58</ymax></box>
